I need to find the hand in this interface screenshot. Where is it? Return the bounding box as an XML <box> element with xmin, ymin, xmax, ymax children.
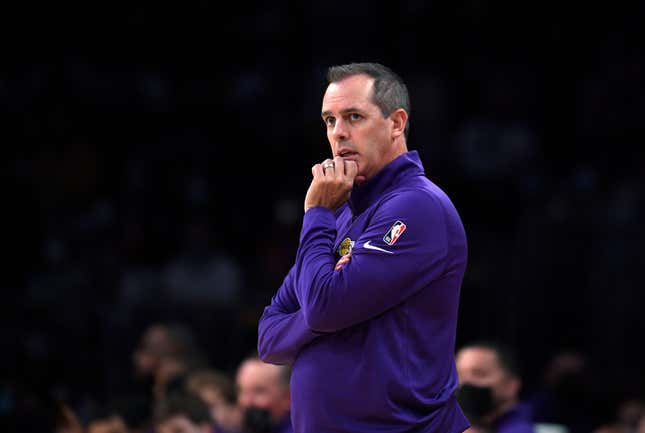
<box><xmin>304</xmin><ymin>156</ymin><xmax>358</xmax><ymax>213</ymax></box>
<box><xmin>335</xmin><ymin>252</ymin><xmax>352</xmax><ymax>271</ymax></box>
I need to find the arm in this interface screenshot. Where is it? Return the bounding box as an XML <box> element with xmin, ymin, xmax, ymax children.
<box><xmin>257</xmin><ymin>266</ymin><xmax>321</xmax><ymax>365</ymax></box>
<box><xmin>258</xmin><ymin>156</ymin><xmax>354</xmax><ymax>364</ymax></box>
<box><xmin>294</xmin><ymin>189</ymin><xmax>449</xmax><ymax>332</ymax></box>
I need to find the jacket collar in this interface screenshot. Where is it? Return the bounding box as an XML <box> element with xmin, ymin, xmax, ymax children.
<box><xmin>348</xmin><ymin>150</ymin><xmax>425</xmax><ymax>216</ymax></box>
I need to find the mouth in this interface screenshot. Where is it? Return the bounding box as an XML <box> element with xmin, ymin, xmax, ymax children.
<box><xmin>337</xmin><ymin>149</ymin><xmax>357</xmax><ymax>158</ymax></box>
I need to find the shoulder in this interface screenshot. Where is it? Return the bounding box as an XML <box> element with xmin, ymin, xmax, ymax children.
<box><xmin>498</xmin><ymin>422</ymin><xmax>536</xmax><ymax>433</ymax></box>
<box><xmin>370</xmin><ymin>186</ymin><xmax>450</xmax><ymax>247</ymax></box>
<box><xmin>497</xmin><ymin>403</ymin><xmax>536</xmax><ymax>433</ymax></box>
<box><xmin>378</xmin><ymin>181</ymin><xmax>449</xmax><ymax>220</ymax></box>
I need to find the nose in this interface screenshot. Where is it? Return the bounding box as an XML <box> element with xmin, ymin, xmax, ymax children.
<box><xmin>238</xmin><ymin>392</ymin><xmax>254</xmax><ymax>409</ymax></box>
<box><xmin>331</xmin><ymin>118</ymin><xmax>348</xmax><ymax>141</ymax></box>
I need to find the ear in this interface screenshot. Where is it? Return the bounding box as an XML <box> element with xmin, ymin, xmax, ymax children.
<box><xmin>389</xmin><ymin>108</ymin><xmax>408</xmax><ymax>139</ymax></box>
<box><xmin>504</xmin><ymin>376</ymin><xmax>521</xmax><ymax>400</ymax></box>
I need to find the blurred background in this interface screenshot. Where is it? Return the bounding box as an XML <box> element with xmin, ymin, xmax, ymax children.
<box><xmin>2</xmin><ymin>1</ymin><xmax>644</xmax><ymax>432</ymax></box>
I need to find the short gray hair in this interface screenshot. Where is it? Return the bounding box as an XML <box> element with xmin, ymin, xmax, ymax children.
<box><xmin>326</xmin><ymin>62</ymin><xmax>411</xmax><ymax>139</ymax></box>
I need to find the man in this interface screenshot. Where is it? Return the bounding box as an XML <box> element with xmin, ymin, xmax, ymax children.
<box><xmin>153</xmin><ymin>392</ymin><xmax>214</xmax><ymax>433</ymax></box>
<box><xmin>133</xmin><ymin>323</ymin><xmax>203</xmax><ymax>381</ymax></box>
<box><xmin>133</xmin><ymin>323</ymin><xmax>208</xmax><ymax>402</ymax></box>
<box><xmin>235</xmin><ymin>356</ymin><xmax>292</xmax><ymax>433</ymax></box>
<box><xmin>258</xmin><ymin>62</ymin><xmax>469</xmax><ymax>432</ymax></box>
<box><xmin>186</xmin><ymin>369</ymin><xmax>243</xmax><ymax>433</ymax></box>
<box><xmin>456</xmin><ymin>342</ymin><xmax>534</xmax><ymax>433</ymax></box>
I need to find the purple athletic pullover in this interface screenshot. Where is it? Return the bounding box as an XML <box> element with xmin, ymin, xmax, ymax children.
<box><xmin>258</xmin><ymin>151</ymin><xmax>469</xmax><ymax>433</ymax></box>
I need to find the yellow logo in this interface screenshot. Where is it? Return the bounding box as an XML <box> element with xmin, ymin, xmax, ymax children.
<box><xmin>338</xmin><ymin>237</ymin><xmax>354</xmax><ymax>256</ymax></box>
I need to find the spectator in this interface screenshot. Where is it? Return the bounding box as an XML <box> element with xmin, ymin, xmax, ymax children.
<box><xmin>186</xmin><ymin>369</ymin><xmax>242</xmax><ymax>433</ymax></box>
<box><xmin>108</xmin><ymin>395</ymin><xmax>153</xmax><ymax>433</ymax></box>
<box><xmin>456</xmin><ymin>341</ymin><xmax>534</xmax><ymax>433</ymax></box>
<box><xmin>154</xmin><ymin>392</ymin><xmax>214</xmax><ymax>433</ymax></box>
<box><xmin>133</xmin><ymin>323</ymin><xmax>208</xmax><ymax>401</ymax></box>
<box><xmin>154</xmin><ymin>351</ymin><xmax>209</xmax><ymax>402</ymax></box>
<box><xmin>134</xmin><ymin>323</ymin><xmax>201</xmax><ymax>379</ymax></box>
<box><xmin>527</xmin><ymin>351</ymin><xmax>598</xmax><ymax>433</ymax></box>
<box><xmin>593</xmin><ymin>399</ymin><xmax>645</xmax><ymax>433</ymax></box>
<box><xmin>1</xmin><ymin>392</ymin><xmax>83</xmax><ymax>433</ymax></box>
<box><xmin>235</xmin><ymin>356</ymin><xmax>291</xmax><ymax>433</ymax></box>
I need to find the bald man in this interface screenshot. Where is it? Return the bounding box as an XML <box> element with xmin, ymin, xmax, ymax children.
<box><xmin>236</xmin><ymin>356</ymin><xmax>292</xmax><ymax>433</ymax></box>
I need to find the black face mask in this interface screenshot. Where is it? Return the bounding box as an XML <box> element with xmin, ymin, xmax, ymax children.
<box><xmin>242</xmin><ymin>407</ymin><xmax>274</xmax><ymax>433</ymax></box>
<box><xmin>456</xmin><ymin>383</ymin><xmax>496</xmax><ymax>424</ymax></box>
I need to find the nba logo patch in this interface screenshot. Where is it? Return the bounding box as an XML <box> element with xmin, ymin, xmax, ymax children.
<box><xmin>383</xmin><ymin>220</ymin><xmax>406</xmax><ymax>246</ymax></box>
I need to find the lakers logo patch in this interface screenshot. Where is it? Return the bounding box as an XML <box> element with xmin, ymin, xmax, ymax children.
<box><xmin>337</xmin><ymin>237</ymin><xmax>354</xmax><ymax>256</ymax></box>
<box><xmin>383</xmin><ymin>220</ymin><xmax>406</xmax><ymax>246</ymax></box>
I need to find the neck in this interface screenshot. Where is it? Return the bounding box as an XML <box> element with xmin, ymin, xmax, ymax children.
<box><xmin>384</xmin><ymin>138</ymin><xmax>408</xmax><ymax>166</ymax></box>
<box><xmin>483</xmin><ymin>397</ymin><xmax>518</xmax><ymax>425</ymax></box>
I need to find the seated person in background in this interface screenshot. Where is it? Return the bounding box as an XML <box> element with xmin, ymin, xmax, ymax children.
<box><xmin>456</xmin><ymin>341</ymin><xmax>534</xmax><ymax>433</ymax></box>
<box><xmin>235</xmin><ymin>356</ymin><xmax>292</xmax><ymax>433</ymax></box>
<box><xmin>526</xmin><ymin>350</ymin><xmax>597</xmax><ymax>433</ymax></box>
<box><xmin>134</xmin><ymin>323</ymin><xmax>201</xmax><ymax>383</ymax></box>
<box><xmin>186</xmin><ymin>369</ymin><xmax>243</xmax><ymax>433</ymax></box>
<box><xmin>593</xmin><ymin>399</ymin><xmax>645</xmax><ymax>433</ymax></box>
<box><xmin>154</xmin><ymin>351</ymin><xmax>209</xmax><ymax>402</ymax></box>
<box><xmin>153</xmin><ymin>392</ymin><xmax>214</xmax><ymax>433</ymax></box>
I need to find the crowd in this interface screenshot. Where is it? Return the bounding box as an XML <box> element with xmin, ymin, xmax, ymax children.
<box><xmin>3</xmin><ymin>322</ymin><xmax>645</xmax><ymax>433</ymax></box>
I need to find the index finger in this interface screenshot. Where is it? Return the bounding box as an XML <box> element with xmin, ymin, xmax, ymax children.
<box><xmin>332</xmin><ymin>156</ymin><xmax>345</xmax><ymax>178</ymax></box>
<box><xmin>344</xmin><ymin>159</ymin><xmax>358</xmax><ymax>180</ymax></box>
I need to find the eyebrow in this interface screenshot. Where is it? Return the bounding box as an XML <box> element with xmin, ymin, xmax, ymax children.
<box><xmin>321</xmin><ymin>107</ymin><xmax>364</xmax><ymax>118</ymax></box>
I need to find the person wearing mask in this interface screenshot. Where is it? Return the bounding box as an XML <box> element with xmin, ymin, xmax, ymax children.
<box><xmin>456</xmin><ymin>341</ymin><xmax>534</xmax><ymax>433</ymax></box>
<box><xmin>235</xmin><ymin>356</ymin><xmax>291</xmax><ymax>433</ymax></box>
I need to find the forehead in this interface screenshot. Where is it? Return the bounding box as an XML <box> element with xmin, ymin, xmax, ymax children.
<box><xmin>237</xmin><ymin>360</ymin><xmax>280</xmax><ymax>387</ymax></box>
<box><xmin>457</xmin><ymin>347</ymin><xmax>501</xmax><ymax>370</ymax></box>
<box><xmin>322</xmin><ymin>74</ymin><xmax>376</xmax><ymax>113</ymax></box>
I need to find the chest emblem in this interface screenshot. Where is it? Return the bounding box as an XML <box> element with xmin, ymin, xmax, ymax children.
<box><xmin>337</xmin><ymin>237</ymin><xmax>355</xmax><ymax>256</ymax></box>
<box><xmin>383</xmin><ymin>220</ymin><xmax>407</xmax><ymax>245</ymax></box>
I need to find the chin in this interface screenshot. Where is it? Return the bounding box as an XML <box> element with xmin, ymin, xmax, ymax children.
<box><xmin>354</xmin><ymin>175</ymin><xmax>367</xmax><ymax>185</ymax></box>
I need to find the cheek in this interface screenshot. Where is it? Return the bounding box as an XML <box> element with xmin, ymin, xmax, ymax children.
<box><xmin>327</xmin><ymin>130</ymin><xmax>337</xmax><ymax>146</ymax></box>
<box><xmin>238</xmin><ymin>392</ymin><xmax>253</xmax><ymax>407</ymax></box>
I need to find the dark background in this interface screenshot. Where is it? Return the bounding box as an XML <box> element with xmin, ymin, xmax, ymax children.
<box><xmin>2</xmin><ymin>0</ymin><xmax>644</xmax><ymax>429</ymax></box>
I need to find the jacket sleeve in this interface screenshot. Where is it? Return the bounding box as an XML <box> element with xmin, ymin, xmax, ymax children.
<box><xmin>294</xmin><ymin>189</ymin><xmax>450</xmax><ymax>332</ymax></box>
<box><xmin>257</xmin><ymin>266</ymin><xmax>322</xmax><ymax>365</ymax></box>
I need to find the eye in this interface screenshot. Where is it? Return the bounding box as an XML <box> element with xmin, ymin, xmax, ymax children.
<box><xmin>349</xmin><ymin>113</ymin><xmax>363</xmax><ymax>121</ymax></box>
<box><xmin>324</xmin><ymin>116</ymin><xmax>335</xmax><ymax>127</ymax></box>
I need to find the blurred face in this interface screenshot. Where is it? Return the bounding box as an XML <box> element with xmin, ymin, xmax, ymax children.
<box><xmin>197</xmin><ymin>387</ymin><xmax>226</xmax><ymax>423</ymax></box>
<box><xmin>322</xmin><ymin>74</ymin><xmax>403</xmax><ymax>185</ymax></box>
<box><xmin>236</xmin><ymin>359</ymin><xmax>290</xmax><ymax>421</ymax></box>
<box><xmin>198</xmin><ymin>387</ymin><xmax>226</xmax><ymax>409</ymax></box>
<box><xmin>134</xmin><ymin>326</ymin><xmax>170</xmax><ymax>376</ymax></box>
<box><xmin>456</xmin><ymin>347</ymin><xmax>519</xmax><ymax>406</ymax></box>
<box><xmin>156</xmin><ymin>415</ymin><xmax>210</xmax><ymax>433</ymax></box>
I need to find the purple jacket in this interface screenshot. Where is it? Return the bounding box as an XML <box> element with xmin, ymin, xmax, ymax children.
<box><xmin>493</xmin><ymin>403</ymin><xmax>535</xmax><ymax>433</ymax></box>
<box><xmin>258</xmin><ymin>151</ymin><xmax>469</xmax><ymax>433</ymax></box>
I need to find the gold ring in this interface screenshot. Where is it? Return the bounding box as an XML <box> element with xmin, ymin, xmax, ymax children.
<box><xmin>323</xmin><ymin>162</ymin><xmax>335</xmax><ymax>169</ymax></box>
